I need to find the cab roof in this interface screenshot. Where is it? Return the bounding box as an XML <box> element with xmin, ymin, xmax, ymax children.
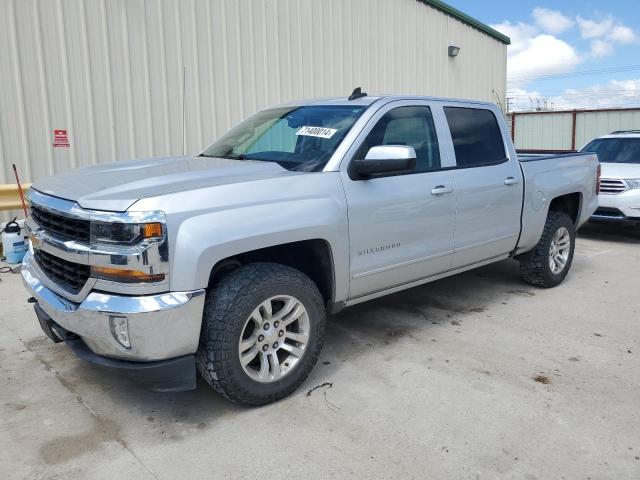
<box><xmin>274</xmin><ymin>94</ymin><xmax>498</xmax><ymax>109</ymax></box>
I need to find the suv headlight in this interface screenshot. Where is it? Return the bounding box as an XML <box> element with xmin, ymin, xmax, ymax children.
<box><xmin>90</xmin><ymin>221</ymin><xmax>163</xmax><ymax>245</ymax></box>
<box><xmin>625</xmin><ymin>179</ymin><xmax>640</xmax><ymax>190</ymax></box>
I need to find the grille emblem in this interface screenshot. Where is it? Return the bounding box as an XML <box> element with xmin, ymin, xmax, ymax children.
<box><xmin>29</xmin><ymin>234</ymin><xmax>41</xmax><ymax>251</ymax></box>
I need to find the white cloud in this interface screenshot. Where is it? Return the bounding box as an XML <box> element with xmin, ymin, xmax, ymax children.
<box><xmin>491</xmin><ymin>21</ymin><xmax>582</xmax><ymax>86</ymax></box>
<box><xmin>576</xmin><ymin>15</ymin><xmax>614</xmax><ymax>39</ymax></box>
<box><xmin>508</xmin><ymin>79</ymin><xmax>640</xmax><ymax>111</ymax></box>
<box><xmin>590</xmin><ymin>39</ymin><xmax>614</xmax><ymax>58</ymax></box>
<box><xmin>532</xmin><ymin>8</ymin><xmax>574</xmax><ymax>35</ymax></box>
<box><xmin>494</xmin><ymin>9</ymin><xmax>640</xmax><ymax>94</ymax></box>
<box><xmin>577</xmin><ymin>15</ymin><xmax>637</xmax><ymax>44</ymax></box>
<box><xmin>508</xmin><ymin>34</ymin><xmax>581</xmax><ymax>81</ymax></box>
<box><xmin>609</xmin><ymin>25</ymin><xmax>636</xmax><ymax>44</ymax></box>
<box><xmin>491</xmin><ymin>21</ymin><xmax>538</xmax><ymax>56</ymax></box>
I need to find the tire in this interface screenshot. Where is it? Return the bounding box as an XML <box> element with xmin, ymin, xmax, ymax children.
<box><xmin>518</xmin><ymin>210</ymin><xmax>576</xmax><ymax>288</ymax></box>
<box><xmin>196</xmin><ymin>262</ymin><xmax>326</xmax><ymax>406</ymax></box>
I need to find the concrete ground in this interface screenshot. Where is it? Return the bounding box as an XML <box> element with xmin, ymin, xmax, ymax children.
<box><xmin>1</xmin><ymin>223</ymin><xmax>639</xmax><ymax>480</ymax></box>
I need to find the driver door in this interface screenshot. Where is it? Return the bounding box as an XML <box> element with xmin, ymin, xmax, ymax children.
<box><xmin>339</xmin><ymin>101</ymin><xmax>456</xmax><ymax>299</ymax></box>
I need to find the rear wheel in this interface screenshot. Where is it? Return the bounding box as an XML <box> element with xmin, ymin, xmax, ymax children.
<box><xmin>196</xmin><ymin>262</ymin><xmax>325</xmax><ymax>406</ymax></box>
<box><xmin>519</xmin><ymin>210</ymin><xmax>576</xmax><ymax>288</ymax></box>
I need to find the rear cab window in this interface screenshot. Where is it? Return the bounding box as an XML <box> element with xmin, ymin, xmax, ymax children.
<box><xmin>444</xmin><ymin>107</ymin><xmax>506</xmax><ymax>168</ymax></box>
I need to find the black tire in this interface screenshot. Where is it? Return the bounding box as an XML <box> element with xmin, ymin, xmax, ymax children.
<box><xmin>518</xmin><ymin>210</ymin><xmax>576</xmax><ymax>288</ymax></box>
<box><xmin>196</xmin><ymin>262</ymin><xmax>326</xmax><ymax>406</ymax></box>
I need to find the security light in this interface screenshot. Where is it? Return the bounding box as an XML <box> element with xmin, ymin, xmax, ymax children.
<box><xmin>448</xmin><ymin>45</ymin><xmax>460</xmax><ymax>57</ymax></box>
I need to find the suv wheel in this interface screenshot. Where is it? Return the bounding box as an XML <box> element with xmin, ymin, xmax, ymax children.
<box><xmin>518</xmin><ymin>210</ymin><xmax>576</xmax><ymax>288</ymax></box>
<box><xmin>196</xmin><ymin>262</ymin><xmax>326</xmax><ymax>405</ymax></box>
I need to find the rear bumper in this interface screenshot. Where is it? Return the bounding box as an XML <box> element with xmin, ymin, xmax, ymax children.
<box><xmin>34</xmin><ymin>303</ymin><xmax>196</xmax><ymax>392</ymax></box>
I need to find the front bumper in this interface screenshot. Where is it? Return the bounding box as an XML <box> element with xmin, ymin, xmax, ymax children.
<box><xmin>590</xmin><ymin>207</ymin><xmax>640</xmax><ymax>225</ymax></box>
<box><xmin>596</xmin><ymin>189</ymin><xmax>640</xmax><ymax>221</ymax></box>
<box><xmin>22</xmin><ymin>251</ymin><xmax>206</xmax><ymax>389</ymax></box>
<box><xmin>34</xmin><ymin>304</ymin><xmax>196</xmax><ymax>392</ymax></box>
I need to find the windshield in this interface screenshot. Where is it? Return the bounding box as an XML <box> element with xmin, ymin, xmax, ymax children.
<box><xmin>581</xmin><ymin>137</ymin><xmax>640</xmax><ymax>164</ymax></box>
<box><xmin>201</xmin><ymin>105</ymin><xmax>367</xmax><ymax>172</ymax></box>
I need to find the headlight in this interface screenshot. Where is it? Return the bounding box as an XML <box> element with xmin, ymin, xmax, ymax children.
<box><xmin>90</xmin><ymin>221</ymin><xmax>163</xmax><ymax>244</ymax></box>
<box><xmin>626</xmin><ymin>179</ymin><xmax>640</xmax><ymax>190</ymax></box>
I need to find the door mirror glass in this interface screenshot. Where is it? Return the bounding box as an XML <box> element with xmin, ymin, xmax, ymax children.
<box><xmin>353</xmin><ymin>145</ymin><xmax>417</xmax><ymax>178</ymax></box>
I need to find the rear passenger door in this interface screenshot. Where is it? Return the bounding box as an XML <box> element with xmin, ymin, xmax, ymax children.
<box><xmin>443</xmin><ymin>105</ymin><xmax>523</xmax><ymax>268</ymax></box>
<box><xmin>340</xmin><ymin>101</ymin><xmax>456</xmax><ymax>298</ymax></box>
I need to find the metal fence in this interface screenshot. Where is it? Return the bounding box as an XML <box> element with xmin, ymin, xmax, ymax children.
<box><xmin>507</xmin><ymin>107</ymin><xmax>640</xmax><ymax>152</ymax></box>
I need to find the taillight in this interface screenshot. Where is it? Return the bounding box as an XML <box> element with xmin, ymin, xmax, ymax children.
<box><xmin>596</xmin><ymin>164</ymin><xmax>601</xmax><ymax>194</ymax></box>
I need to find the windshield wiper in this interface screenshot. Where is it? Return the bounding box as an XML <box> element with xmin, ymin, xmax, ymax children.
<box><xmin>222</xmin><ymin>154</ymin><xmax>247</xmax><ymax>160</ymax></box>
<box><xmin>198</xmin><ymin>153</ymin><xmax>247</xmax><ymax>160</ymax></box>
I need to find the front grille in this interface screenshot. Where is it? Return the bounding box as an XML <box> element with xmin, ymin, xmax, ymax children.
<box><xmin>34</xmin><ymin>249</ymin><xmax>90</xmax><ymax>294</ymax></box>
<box><xmin>599</xmin><ymin>178</ymin><xmax>628</xmax><ymax>195</ymax></box>
<box><xmin>30</xmin><ymin>205</ymin><xmax>90</xmax><ymax>242</ymax></box>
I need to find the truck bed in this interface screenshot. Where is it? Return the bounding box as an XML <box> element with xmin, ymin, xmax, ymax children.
<box><xmin>516</xmin><ymin>152</ymin><xmax>599</xmax><ymax>254</ymax></box>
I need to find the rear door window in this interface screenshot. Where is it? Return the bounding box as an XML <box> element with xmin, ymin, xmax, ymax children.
<box><xmin>444</xmin><ymin>107</ymin><xmax>506</xmax><ymax>168</ymax></box>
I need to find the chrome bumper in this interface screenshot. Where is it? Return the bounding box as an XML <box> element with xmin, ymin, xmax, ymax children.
<box><xmin>22</xmin><ymin>251</ymin><xmax>205</xmax><ymax>361</ymax></box>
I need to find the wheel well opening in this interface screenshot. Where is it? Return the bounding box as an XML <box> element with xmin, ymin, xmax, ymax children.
<box><xmin>208</xmin><ymin>239</ymin><xmax>335</xmax><ymax>306</ymax></box>
<box><xmin>549</xmin><ymin>193</ymin><xmax>581</xmax><ymax>225</ymax></box>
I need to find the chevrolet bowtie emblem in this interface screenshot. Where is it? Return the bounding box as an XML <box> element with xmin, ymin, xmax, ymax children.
<box><xmin>29</xmin><ymin>234</ymin><xmax>41</xmax><ymax>250</ymax></box>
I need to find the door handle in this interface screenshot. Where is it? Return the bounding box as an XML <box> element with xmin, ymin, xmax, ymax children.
<box><xmin>504</xmin><ymin>176</ymin><xmax>520</xmax><ymax>186</ymax></box>
<box><xmin>431</xmin><ymin>185</ymin><xmax>453</xmax><ymax>196</ymax></box>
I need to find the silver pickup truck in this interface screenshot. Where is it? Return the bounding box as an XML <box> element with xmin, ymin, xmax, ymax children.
<box><xmin>22</xmin><ymin>92</ymin><xmax>599</xmax><ymax>405</ymax></box>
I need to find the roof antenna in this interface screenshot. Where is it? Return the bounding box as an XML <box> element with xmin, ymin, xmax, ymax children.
<box><xmin>348</xmin><ymin>87</ymin><xmax>367</xmax><ymax>101</ymax></box>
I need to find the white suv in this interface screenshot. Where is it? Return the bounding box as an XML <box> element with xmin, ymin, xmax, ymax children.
<box><xmin>581</xmin><ymin>131</ymin><xmax>640</xmax><ymax>226</ymax></box>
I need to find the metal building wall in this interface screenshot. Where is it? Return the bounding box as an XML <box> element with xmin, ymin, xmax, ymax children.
<box><xmin>509</xmin><ymin>108</ymin><xmax>640</xmax><ymax>152</ymax></box>
<box><xmin>0</xmin><ymin>0</ymin><xmax>507</xmax><ymax>187</ymax></box>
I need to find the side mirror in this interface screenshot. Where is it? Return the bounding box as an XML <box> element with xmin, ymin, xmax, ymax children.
<box><xmin>351</xmin><ymin>145</ymin><xmax>417</xmax><ymax>178</ymax></box>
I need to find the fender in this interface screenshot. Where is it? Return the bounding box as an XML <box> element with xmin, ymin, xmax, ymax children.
<box><xmin>134</xmin><ymin>172</ymin><xmax>350</xmax><ymax>300</ymax></box>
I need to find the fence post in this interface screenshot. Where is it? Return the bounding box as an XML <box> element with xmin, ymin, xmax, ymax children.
<box><xmin>571</xmin><ymin>110</ymin><xmax>577</xmax><ymax>151</ymax></box>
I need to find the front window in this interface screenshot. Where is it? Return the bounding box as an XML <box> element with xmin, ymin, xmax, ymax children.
<box><xmin>581</xmin><ymin>138</ymin><xmax>640</xmax><ymax>164</ymax></box>
<box><xmin>201</xmin><ymin>105</ymin><xmax>366</xmax><ymax>172</ymax></box>
<box><xmin>354</xmin><ymin>106</ymin><xmax>441</xmax><ymax>173</ymax></box>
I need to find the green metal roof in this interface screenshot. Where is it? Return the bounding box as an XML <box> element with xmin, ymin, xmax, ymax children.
<box><xmin>419</xmin><ymin>0</ymin><xmax>511</xmax><ymax>45</ymax></box>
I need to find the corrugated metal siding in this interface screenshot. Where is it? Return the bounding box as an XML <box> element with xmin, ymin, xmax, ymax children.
<box><xmin>575</xmin><ymin>110</ymin><xmax>640</xmax><ymax>149</ymax></box>
<box><xmin>0</xmin><ymin>0</ymin><xmax>506</xmax><ymax>187</ymax></box>
<box><xmin>510</xmin><ymin>109</ymin><xmax>640</xmax><ymax>151</ymax></box>
<box><xmin>514</xmin><ymin>112</ymin><xmax>574</xmax><ymax>151</ymax></box>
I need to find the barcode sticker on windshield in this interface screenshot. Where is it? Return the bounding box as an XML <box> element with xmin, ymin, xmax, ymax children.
<box><xmin>296</xmin><ymin>126</ymin><xmax>337</xmax><ymax>139</ymax></box>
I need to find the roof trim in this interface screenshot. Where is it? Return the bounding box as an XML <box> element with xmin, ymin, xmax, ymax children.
<box><xmin>419</xmin><ymin>0</ymin><xmax>511</xmax><ymax>45</ymax></box>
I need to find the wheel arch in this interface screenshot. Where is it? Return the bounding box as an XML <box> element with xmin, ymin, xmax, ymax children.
<box><xmin>548</xmin><ymin>192</ymin><xmax>582</xmax><ymax>226</ymax></box>
<box><xmin>207</xmin><ymin>239</ymin><xmax>336</xmax><ymax>308</ymax></box>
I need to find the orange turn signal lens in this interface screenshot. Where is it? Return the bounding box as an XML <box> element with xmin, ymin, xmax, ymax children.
<box><xmin>91</xmin><ymin>266</ymin><xmax>165</xmax><ymax>283</ymax></box>
<box><xmin>141</xmin><ymin>222</ymin><xmax>163</xmax><ymax>238</ymax></box>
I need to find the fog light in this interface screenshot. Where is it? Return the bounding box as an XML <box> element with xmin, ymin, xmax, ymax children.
<box><xmin>109</xmin><ymin>315</ymin><xmax>131</xmax><ymax>349</ymax></box>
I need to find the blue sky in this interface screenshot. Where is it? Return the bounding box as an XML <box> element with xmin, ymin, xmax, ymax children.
<box><xmin>450</xmin><ymin>0</ymin><xmax>640</xmax><ymax>111</ymax></box>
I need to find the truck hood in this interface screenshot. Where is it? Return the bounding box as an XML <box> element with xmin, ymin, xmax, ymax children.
<box><xmin>32</xmin><ymin>155</ymin><xmax>295</xmax><ymax>211</ymax></box>
<box><xmin>600</xmin><ymin>162</ymin><xmax>640</xmax><ymax>179</ymax></box>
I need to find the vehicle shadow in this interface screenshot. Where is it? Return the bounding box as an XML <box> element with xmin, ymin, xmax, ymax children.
<box><xmin>30</xmin><ymin>258</ymin><xmax>528</xmax><ymax>442</ymax></box>
<box><xmin>578</xmin><ymin>222</ymin><xmax>640</xmax><ymax>244</ymax></box>
<box><xmin>320</xmin><ymin>258</ymin><xmax>523</xmax><ymax>370</ymax></box>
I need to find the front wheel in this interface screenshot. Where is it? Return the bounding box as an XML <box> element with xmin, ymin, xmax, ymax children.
<box><xmin>196</xmin><ymin>262</ymin><xmax>326</xmax><ymax>406</ymax></box>
<box><xmin>518</xmin><ymin>210</ymin><xmax>576</xmax><ymax>288</ymax></box>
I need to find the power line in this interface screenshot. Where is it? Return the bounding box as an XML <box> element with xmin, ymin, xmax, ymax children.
<box><xmin>508</xmin><ymin>64</ymin><xmax>640</xmax><ymax>82</ymax></box>
<box><xmin>507</xmin><ymin>89</ymin><xmax>640</xmax><ymax>95</ymax></box>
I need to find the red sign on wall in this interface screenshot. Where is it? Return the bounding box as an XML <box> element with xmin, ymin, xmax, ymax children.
<box><xmin>53</xmin><ymin>129</ymin><xmax>70</xmax><ymax>148</ymax></box>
